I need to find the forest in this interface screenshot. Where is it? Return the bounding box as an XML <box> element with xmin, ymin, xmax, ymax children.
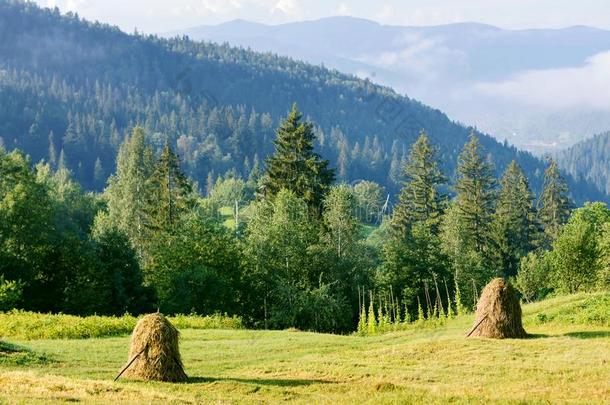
<box><xmin>0</xmin><ymin>0</ymin><xmax>607</xmax><ymax>204</ymax></box>
<box><xmin>2</xmin><ymin>103</ymin><xmax>609</xmax><ymax>332</ymax></box>
<box><xmin>557</xmin><ymin>130</ymin><xmax>610</xmax><ymax>195</ymax></box>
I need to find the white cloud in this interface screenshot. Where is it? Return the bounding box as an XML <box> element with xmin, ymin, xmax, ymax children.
<box><xmin>271</xmin><ymin>0</ymin><xmax>301</xmax><ymax>17</ymax></box>
<box><xmin>171</xmin><ymin>0</ymin><xmax>244</xmax><ymax>17</ymax></box>
<box><xmin>335</xmin><ymin>2</ymin><xmax>350</xmax><ymax>16</ymax></box>
<box><xmin>475</xmin><ymin>51</ymin><xmax>610</xmax><ymax>111</ymax></box>
<box><xmin>356</xmin><ymin>33</ymin><xmax>468</xmax><ymax>81</ymax></box>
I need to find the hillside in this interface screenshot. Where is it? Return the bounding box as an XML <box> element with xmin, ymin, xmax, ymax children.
<box><xmin>556</xmin><ymin>131</ymin><xmax>610</xmax><ymax>195</ymax></box>
<box><xmin>171</xmin><ymin>17</ymin><xmax>610</xmax><ymax>151</ymax></box>
<box><xmin>0</xmin><ymin>293</ymin><xmax>608</xmax><ymax>403</ymax></box>
<box><xmin>1</xmin><ymin>1</ymin><xmax>605</xmax><ymax>203</ymax></box>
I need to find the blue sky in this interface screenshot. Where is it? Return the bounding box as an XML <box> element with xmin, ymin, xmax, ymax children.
<box><xmin>37</xmin><ymin>0</ymin><xmax>610</xmax><ymax>33</ymax></box>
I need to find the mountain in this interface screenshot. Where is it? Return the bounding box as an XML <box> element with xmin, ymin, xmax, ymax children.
<box><xmin>556</xmin><ymin>131</ymin><xmax>610</xmax><ymax>195</ymax></box>
<box><xmin>0</xmin><ymin>1</ymin><xmax>605</xmax><ymax>203</ymax></box>
<box><xmin>169</xmin><ymin>17</ymin><xmax>610</xmax><ymax>153</ymax></box>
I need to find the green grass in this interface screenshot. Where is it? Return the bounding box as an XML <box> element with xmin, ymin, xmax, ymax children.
<box><xmin>0</xmin><ymin>341</ymin><xmax>49</xmax><ymax>367</ymax></box>
<box><xmin>0</xmin><ymin>294</ymin><xmax>609</xmax><ymax>403</ymax></box>
<box><xmin>0</xmin><ymin>311</ymin><xmax>243</xmax><ymax>340</ymax></box>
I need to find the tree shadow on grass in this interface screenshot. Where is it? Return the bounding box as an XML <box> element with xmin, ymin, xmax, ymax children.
<box><xmin>525</xmin><ymin>331</ymin><xmax>610</xmax><ymax>339</ymax></box>
<box><xmin>563</xmin><ymin>331</ymin><xmax>610</xmax><ymax>339</ymax></box>
<box><xmin>187</xmin><ymin>376</ymin><xmax>335</xmax><ymax>387</ymax></box>
<box><xmin>525</xmin><ymin>333</ymin><xmax>550</xmax><ymax>339</ymax></box>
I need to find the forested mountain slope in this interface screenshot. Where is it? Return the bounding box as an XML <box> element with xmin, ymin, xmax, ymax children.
<box><xmin>0</xmin><ymin>1</ymin><xmax>604</xmax><ymax>202</ymax></box>
<box><xmin>556</xmin><ymin>131</ymin><xmax>610</xmax><ymax>195</ymax></box>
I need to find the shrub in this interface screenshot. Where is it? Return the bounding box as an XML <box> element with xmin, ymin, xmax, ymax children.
<box><xmin>0</xmin><ymin>311</ymin><xmax>243</xmax><ymax>340</ymax></box>
<box><xmin>515</xmin><ymin>251</ymin><xmax>552</xmax><ymax>302</ymax></box>
<box><xmin>0</xmin><ymin>276</ymin><xmax>23</xmax><ymax>311</ymax></box>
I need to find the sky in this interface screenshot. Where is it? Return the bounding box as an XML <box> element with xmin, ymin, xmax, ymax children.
<box><xmin>37</xmin><ymin>0</ymin><xmax>610</xmax><ymax>34</ymax></box>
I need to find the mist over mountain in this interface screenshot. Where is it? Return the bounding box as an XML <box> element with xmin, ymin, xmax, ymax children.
<box><xmin>0</xmin><ymin>1</ymin><xmax>606</xmax><ymax>203</ymax></box>
<box><xmin>169</xmin><ymin>17</ymin><xmax>610</xmax><ymax>153</ymax></box>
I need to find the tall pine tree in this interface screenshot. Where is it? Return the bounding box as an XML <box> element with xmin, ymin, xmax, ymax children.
<box><xmin>104</xmin><ymin>127</ymin><xmax>155</xmax><ymax>252</ymax></box>
<box><xmin>263</xmin><ymin>104</ymin><xmax>334</xmax><ymax>213</ymax></box>
<box><xmin>455</xmin><ymin>134</ymin><xmax>497</xmax><ymax>256</ymax></box>
<box><xmin>381</xmin><ymin>132</ymin><xmax>449</xmax><ymax>317</ymax></box>
<box><xmin>538</xmin><ymin>159</ymin><xmax>571</xmax><ymax>246</ymax></box>
<box><xmin>391</xmin><ymin>132</ymin><xmax>446</xmax><ymax>235</ymax></box>
<box><xmin>143</xmin><ymin>143</ymin><xmax>194</xmax><ymax>234</ymax></box>
<box><xmin>492</xmin><ymin>160</ymin><xmax>539</xmax><ymax>277</ymax></box>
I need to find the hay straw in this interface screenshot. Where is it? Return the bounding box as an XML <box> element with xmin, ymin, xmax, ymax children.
<box><xmin>469</xmin><ymin>278</ymin><xmax>527</xmax><ymax>339</ymax></box>
<box><xmin>120</xmin><ymin>313</ymin><xmax>188</xmax><ymax>382</ymax></box>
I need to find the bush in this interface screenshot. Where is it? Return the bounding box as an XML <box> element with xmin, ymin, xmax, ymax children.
<box><xmin>0</xmin><ymin>311</ymin><xmax>243</xmax><ymax>340</ymax></box>
<box><xmin>0</xmin><ymin>276</ymin><xmax>23</xmax><ymax>311</ymax></box>
<box><xmin>515</xmin><ymin>251</ymin><xmax>551</xmax><ymax>302</ymax></box>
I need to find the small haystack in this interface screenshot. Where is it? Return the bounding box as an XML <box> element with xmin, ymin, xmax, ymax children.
<box><xmin>468</xmin><ymin>278</ymin><xmax>527</xmax><ymax>339</ymax></box>
<box><xmin>118</xmin><ymin>313</ymin><xmax>187</xmax><ymax>382</ymax></box>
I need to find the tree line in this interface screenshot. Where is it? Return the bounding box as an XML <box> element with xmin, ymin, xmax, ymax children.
<box><xmin>1</xmin><ymin>105</ymin><xmax>608</xmax><ymax>332</ymax></box>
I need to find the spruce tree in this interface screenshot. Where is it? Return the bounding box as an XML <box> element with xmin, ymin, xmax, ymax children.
<box><xmin>455</xmin><ymin>134</ymin><xmax>497</xmax><ymax>256</ymax></box>
<box><xmin>263</xmin><ymin>104</ymin><xmax>334</xmax><ymax>213</ymax></box>
<box><xmin>391</xmin><ymin>131</ymin><xmax>446</xmax><ymax>235</ymax></box>
<box><xmin>492</xmin><ymin>160</ymin><xmax>539</xmax><ymax>276</ymax></box>
<box><xmin>104</xmin><ymin>126</ymin><xmax>155</xmax><ymax>252</ymax></box>
<box><xmin>538</xmin><ymin>159</ymin><xmax>572</xmax><ymax>246</ymax></box>
<box><xmin>143</xmin><ymin>143</ymin><xmax>193</xmax><ymax>233</ymax></box>
<box><xmin>381</xmin><ymin>132</ymin><xmax>449</xmax><ymax>316</ymax></box>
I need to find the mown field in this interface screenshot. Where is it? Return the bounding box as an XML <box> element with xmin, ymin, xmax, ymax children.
<box><xmin>0</xmin><ymin>294</ymin><xmax>609</xmax><ymax>404</ymax></box>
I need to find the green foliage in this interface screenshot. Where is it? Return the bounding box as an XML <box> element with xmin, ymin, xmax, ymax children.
<box><xmin>441</xmin><ymin>135</ymin><xmax>499</xmax><ymax>305</ymax></box>
<box><xmin>599</xmin><ymin>223</ymin><xmax>610</xmax><ymax>290</ymax></box>
<box><xmin>209</xmin><ymin>176</ymin><xmax>254</xmax><ymax>207</ymax></box>
<box><xmin>352</xmin><ymin>180</ymin><xmax>385</xmax><ymax>224</ymax></box>
<box><xmin>143</xmin><ymin>210</ymin><xmax>242</xmax><ymax>316</ymax></box>
<box><xmin>528</xmin><ymin>293</ymin><xmax>610</xmax><ymax>327</ymax></box>
<box><xmin>0</xmin><ymin>276</ymin><xmax>23</xmax><ymax>311</ymax></box>
<box><xmin>143</xmin><ymin>143</ymin><xmax>194</xmax><ymax>234</ymax></box>
<box><xmin>380</xmin><ymin>133</ymin><xmax>450</xmax><ymax>318</ymax></box>
<box><xmin>538</xmin><ymin>159</ymin><xmax>572</xmax><ymax>246</ymax></box>
<box><xmin>515</xmin><ymin>251</ymin><xmax>552</xmax><ymax>302</ymax></box>
<box><xmin>263</xmin><ymin>104</ymin><xmax>334</xmax><ymax>213</ymax></box>
<box><xmin>392</xmin><ymin>132</ymin><xmax>446</xmax><ymax>234</ymax></box>
<box><xmin>0</xmin><ymin>311</ymin><xmax>243</xmax><ymax>340</ymax></box>
<box><xmin>454</xmin><ymin>134</ymin><xmax>497</xmax><ymax>257</ymax></box>
<box><xmin>547</xmin><ymin>202</ymin><xmax>609</xmax><ymax>293</ymax></box>
<box><xmin>104</xmin><ymin>127</ymin><xmax>155</xmax><ymax>252</ymax></box>
<box><xmin>492</xmin><ymin>161</ymin><xmax>540</xmax><ymax>277</ymax></box>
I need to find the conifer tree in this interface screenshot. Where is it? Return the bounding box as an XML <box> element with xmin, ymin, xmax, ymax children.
<box><xmin>455</xmin><ymin>134</ymin><xmax>497</xmax><ymax>256</ymax></box>
<box><xmin>538</xmin><ymin>159</ymin><xmax>572</xmax><ymax>246</ymax></box>
<box><xmin>391</xmin><ymin>132</ymin><xmax>446</xmax><ymax>235</ymax></box>
<box><xmin>492</xmin><ymin>161</ymin><xmax>539</xmax><ymax>276</ymax></box>
<box><xmin>381</xmin><ymin>132</ymin><xmax>449</xmax><ymax>317</ymax></box>
<box><xmin>93</xmin><ymin>157</ymin><xmax>104</xmax><ymax>189</ymax></box>
<box><xmin>104</xmin><ymin>127</ymin><xmax>154</xmax><ymax>251</ymax></box>
<box><xmin>263</xmin><ymin>104</ymin><xmax>334</xmax><ymax>213</ymax></box>
<box><xmin>143</xmin><ymin>143</ymin><xmax>194</xmax><ymax>233</ymax></box>
<box><xmin>47</xmin><ymin>132</ymin><xmax>57</xmax><ymax>168</ymax></box>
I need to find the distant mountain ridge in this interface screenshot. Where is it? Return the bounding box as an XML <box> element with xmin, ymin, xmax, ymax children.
<box><xmin>168</xmin><ymin>17</ymin><xmax>610</xmax><ymax>152</ymax></box>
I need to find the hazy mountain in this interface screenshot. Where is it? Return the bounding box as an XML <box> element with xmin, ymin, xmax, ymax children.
<box><xmin>169</xmin><ymin>17</ymin><xmax>610</xmax><ymax>153</ymax></box>
<box><xmin>0</xmin><ymin>1</ymin><xmax>606</xmax><ymax>203</ymax></box>
<box><xmin>556</xmin><ymin>131</ymin><xmax>610</xmax><ymax>195</ymax></box>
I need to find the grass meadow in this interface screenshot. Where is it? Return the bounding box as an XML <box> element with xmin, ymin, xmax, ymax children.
<box><xmin>0</xmin><ymin>293</ymin><xmax>608</xmax><ymax>403</ymax></box>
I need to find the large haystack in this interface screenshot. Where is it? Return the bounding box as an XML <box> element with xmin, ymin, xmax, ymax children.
<box><xmin>468</xmin><ymin>278</ymin><xmax>527</xmax><ymax>339</ymax></box>
<box><xmin>120</xmin><ymin>313</ymin><xmax>187</xmax><ymax>382</ymax></box>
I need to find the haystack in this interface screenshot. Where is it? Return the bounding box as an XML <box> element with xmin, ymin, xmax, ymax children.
<box><xmin>119</xmin><ymin>313</ymin><xmax>187</xmax><ymax>382</ymax></box>
<box><xmin>468</xmin><ymin>278</ymin><xmax>527</xmax><ymax>339</ymax></box>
